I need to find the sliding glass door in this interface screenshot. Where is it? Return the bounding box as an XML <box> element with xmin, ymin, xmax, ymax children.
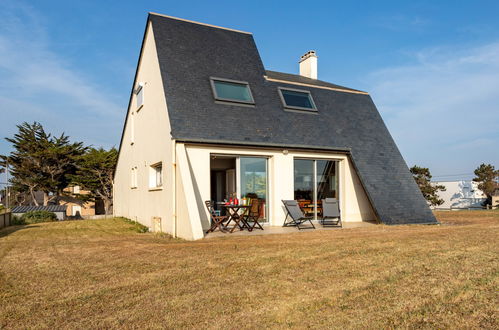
<box><xmin>239</xmin><ymin>157</ymin><xmax>268</xmax><ymax>222</ymax></box>
<box><xmin>294</xmin><ymin>158</ymin><xmax>339</xmax><ymax>219</ymax></box>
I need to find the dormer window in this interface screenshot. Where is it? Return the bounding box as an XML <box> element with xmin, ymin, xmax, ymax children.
<box><xmin>210</xmin><ymin>77</ymin><xmax>255</xmax><ymax>104</ymax></box>
<box><xmin>278</xmin><ymin>87</ymin><xmax>317</xmax><ymax>112</ymax></box>
<box><xmin>135</xmin><ymin>83</ymin><xmax>144</xmax><ymax>110</ymax></box>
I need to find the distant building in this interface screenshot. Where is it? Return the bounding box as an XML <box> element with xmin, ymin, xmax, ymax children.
<box><xmin>432</xmin><ymin>180</ymin><xmax>486</xmax><ymax>209</ymax></box>
<box><xmin>60</xmin><ymin>185</ymin><xmax>105</xmax><ymax>217</ymax></box>
<box><xmin>12</xmin><ymin>205</ymin><xmax>67</xmax><ymax>220</ymax></box>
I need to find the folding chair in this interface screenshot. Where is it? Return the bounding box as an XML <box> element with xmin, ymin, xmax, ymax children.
<box><xmin>244</xmin><ymin>198</ymin><xmax>264</xmax><ymax>231</ymax></box>
<box><xmin>282</xmin><ymin>200</ymin><xmax>315</xmax><ymax>230</ymax></box>
<box><xmin>205</xmin><ymin>201</ymin><xmax>229</xmax><ymax>233</ymax></box>
<box><xmin>321</xmin><ymin>198</ymin><xmax>342</xmax><ymax>227</ymax></box>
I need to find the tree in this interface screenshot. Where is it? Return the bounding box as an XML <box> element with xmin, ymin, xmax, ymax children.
<box><xmin>473</xmin><ymin>163</ymin><xmax>499</xmax><ymax>205</ymax></box>
<box><xmin>37</xmin><ymin>131</ymin><xmax>86</xmax><ymax>205</ymax></box>
<box><xmin>71</xmin><ymin>147</ymin><xmax>118</xmax><ymax>215</ymax></box>
<box><xmin>0</xmin><ymin>122</ymin><xmax>85</xmax><ymax>206</ymax></box>
<box><xmin>1</xmin><ymin>122</ymin><xmax>46</xmax><ymax>205</ymax></box>
<box><xmin>410</xmin><ymin>165</ymin><xmax>446</xmax><ymax>206</ymax></box>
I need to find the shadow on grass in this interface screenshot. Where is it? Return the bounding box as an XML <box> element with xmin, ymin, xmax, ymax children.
<box><xmin>0</xmin><ymin>224</ymin><xmax>40</xmax><ymax>238</ymax></box>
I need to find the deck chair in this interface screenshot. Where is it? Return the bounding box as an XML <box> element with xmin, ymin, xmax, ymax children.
<box><xmin>321</xmin><ymin>198</ymin><xmax>342</xmax><ymax>227</ymax></box>
<box><xmin>244</xmin><ymin>198</ymin><xmax>264</xmax><ymax>231</ymax></box>
<box><xmin>205</xmin><ymin>201</ymin><xmax>229</xmax><ymax>233</ymax></box>
<box><xmin>282</xmin><ymin>200</ymin><xmax>315</xmax><ymax>230</ymax></box>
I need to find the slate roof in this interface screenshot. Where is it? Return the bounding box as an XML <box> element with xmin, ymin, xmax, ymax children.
<box><xmin>265</xmin><ymin>70</ymin><xmax>366</xmax><ymax>94</ymax></box>
<box><xmin>143</xmin><ymin>13</ymin><xmax>437</xmax><ymax>225</ymax></box>
<box><xmin>12</xmin><ymin>205</ymin><xmax>67</xmax><ymax>213</ymax></box>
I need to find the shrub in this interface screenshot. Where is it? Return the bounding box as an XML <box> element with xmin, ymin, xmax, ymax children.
<box><xmin>21</xmin><ymin>210</ymin><xmax>58</xmax><ymax>224</ymax></box>
<box><xmin>11</xmin><ymin>215</ymin><xmax>25</xmax><ymax>226</ymax></box>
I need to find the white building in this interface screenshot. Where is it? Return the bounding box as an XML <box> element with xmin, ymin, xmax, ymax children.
<box><xmin>432</xmin><ymin>180</ymin><xmax>486</xmax><ymax>209</ymax></box>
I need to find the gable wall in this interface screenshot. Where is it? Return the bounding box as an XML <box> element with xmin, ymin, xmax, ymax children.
<box><xmin>113</xmin><ymin>22</ymin><xmax>174</xmax><ymax>233</ymax></box>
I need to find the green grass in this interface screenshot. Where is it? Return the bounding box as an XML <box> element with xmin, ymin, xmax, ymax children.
<box><xmin>0</xmin><ymin>211</ymin><xmax>497</xmax><ymax>329</ymax></box>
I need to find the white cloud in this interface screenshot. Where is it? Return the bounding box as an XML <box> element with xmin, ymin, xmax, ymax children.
<box><xmin>0</xmin><ymin>2</ymin><xmax>124</xmax><ymax>153</ymax></box>
<box><xmin>365</xmin><ymin>42</ymin><xmax>499</xmax><ymax>178</ymax></box>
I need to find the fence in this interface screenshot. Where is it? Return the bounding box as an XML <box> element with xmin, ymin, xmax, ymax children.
<box><xmin>0</xmin><ymin>210</ymin><xmax>12</xmax><ymax>229</ymax></box>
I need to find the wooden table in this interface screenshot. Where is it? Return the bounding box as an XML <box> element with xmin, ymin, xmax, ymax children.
<box><xmin>222</xmin><ymin>205</ymin><xmax>251</xmax><ymax>233</ymax></box>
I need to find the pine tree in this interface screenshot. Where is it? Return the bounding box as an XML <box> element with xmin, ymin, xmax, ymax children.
<box><xmin>71</xmin><ymin>148</ymin><xmax>118</xmax><ymax>215</ymax></box>
<box><xmin>0</xmin><ymin>122</ymin><xmax>85</xmax><ymax>206</ymax></box>
<box><xmin>473</xmin><ymin>163</ymin><xmax>499</xmax><ymax>205</ymax></box>
<box><xmin>410</xmin><ymin>165</ymin><xmax>446</xmax><ymax>206</ymax></box>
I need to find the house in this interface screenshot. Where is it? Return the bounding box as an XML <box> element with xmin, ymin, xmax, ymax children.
<box><xmin>59</xmin><ymin>185</ymin><xmax>105</xmax><ymax>218</ymax></box>
<box><xmin>113</xmin><ymin>13</ymin><xmax>437</xmax><ymax>240</ymax></box>
<box><xmin>12</xmin><ymin>205</ymin><xmax>67</xmax><ymax>220</ymax></box>
<box><xmin>432</xmin><ymin>180</ymin><xmax>487</xmax><ymax>209</ymax></box>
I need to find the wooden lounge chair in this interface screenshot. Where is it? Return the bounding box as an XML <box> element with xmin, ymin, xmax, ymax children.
<box><xmin>244</xmin><ymin>198</ymin><xmax>264</xmax><ymax>231</ymax></box>
<box><xmin>282</xmin><ymin>200</ymin><xmax>315</xmax><ymax>230</ymax></box>
<box><xmin>321</xmin><ymin>198</ymin><xmax>342</xmax><ymax>227</ymax></box>
<box><xmin>205</xmin><ymin>201</ymin><xmax>229</xmax><ymax>233</ymax></box>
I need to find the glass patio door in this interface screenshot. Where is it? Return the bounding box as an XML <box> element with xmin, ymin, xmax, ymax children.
<box><xmin>239</xmin><ymin>157</ymin><xmax>268</xmax><ymax>222</ymax></box>
<box><xmin>294</xmin><ymin>159</ymin><xmax>338</xmax><ymax>219</ymax></box>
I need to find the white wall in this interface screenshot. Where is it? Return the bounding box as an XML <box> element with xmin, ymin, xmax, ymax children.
<box><xmin>432</xmin><ymin>181</ymin><xmax>486</xmax><ymax>209</ymax></box>
<box><xmin>113</xmin><ymin>22</ymin><xmax>174</xmax><ymax>233</ymax></box>
<box><xmin>179</xmin><ymin>144</ymin><xmax>377</xmax><ymax>239</ymax></box>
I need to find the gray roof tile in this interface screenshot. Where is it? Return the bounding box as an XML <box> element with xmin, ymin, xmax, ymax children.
<box><xmin>12</xmin><ymin>205</ymin><xmax>67</xmax><ymax>213</ymax></box>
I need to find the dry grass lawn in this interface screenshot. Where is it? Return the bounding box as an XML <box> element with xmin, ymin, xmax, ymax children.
<box><xmin>0</xmin><ymin>211</ymin><xmax>498</xmax><ymax>329</ymax></box>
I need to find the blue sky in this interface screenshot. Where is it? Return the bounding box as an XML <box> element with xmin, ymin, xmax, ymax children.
<box><xmin>0</xmin><ymin>0</ymin><xmax>498</xmax><ymax>184</ymax></box>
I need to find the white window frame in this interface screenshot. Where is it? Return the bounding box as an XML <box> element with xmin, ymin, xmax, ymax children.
<box><xmin>130</xmin><ymin>111</ymin><xmax>135</xmax><ymax>145</ymax></box>
<box><xmin>131</xmin><ymin>167</ymin><xmax>138</xmax><ymax>189</ymax></box>
<box><xmin>135</xmin><ymin>82</ymin><xmax>144</xmax><ymax>110</ymax></box>
<box><xmin>149</xmin><ymin>162</ymin><xmax>163</xmax><ymax>190</ymax></box>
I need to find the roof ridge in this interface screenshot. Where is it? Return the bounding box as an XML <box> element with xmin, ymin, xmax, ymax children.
<box><xmin>148</xmin><ymin>12</ymin><xmax>252</xmax><ymax>35</ymax></box>
<box><xmin>265</xmin><ymin>70</ymin><xmax>367</xmax><ymax>95</ymax></box>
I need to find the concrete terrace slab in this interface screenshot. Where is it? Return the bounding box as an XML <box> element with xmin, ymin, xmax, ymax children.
<box><xmin>204</xmin><ymin>221</ymin><xmax>377</xmax><ymax>239</ymax></box>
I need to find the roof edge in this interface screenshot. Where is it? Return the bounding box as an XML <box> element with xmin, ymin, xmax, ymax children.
<box><xmin>264</xmin><ymin>76</ymin><xmax>369</xmax><ymax>95</ymax></box>
<box><xmin>175</xmin><ymin>138</ymin><xmax>352</xmax><ymax>153</ymax></box>
<box><xmin>148</xmin><ymin>12</ymin><xmax>252</xmax><ymax>35</ymax></box>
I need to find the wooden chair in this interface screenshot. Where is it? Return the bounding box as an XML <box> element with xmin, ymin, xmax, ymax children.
<box><xmin>282</xmin><ymin>200</ymin><xmax>315</xmax><ymax>230</ymax></box>
<box><xmin>321</xmin><ymin>198</ymin><xmax>342</xmax><ymax>227</ymax></box>
<box><xmin>205</xmin><ymin>201</ymin><xmax>228</xmax><ymax>233</ymax></box>
<box><xmin>244</xmin><ymin>198</ymin><xmax>264</xmax><ymax>231</ymax></box>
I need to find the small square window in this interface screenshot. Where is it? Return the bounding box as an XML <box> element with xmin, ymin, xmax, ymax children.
<box><xmin>278</xmin><ymin>87</ymin><xmax>317</xmax><ymax>111</ymax></box>
<box><xmin>135</xmin><ymin>83</ymin><xmax>144</xmax><ymax>109</ymax></box>
<box><xmin>210</xmin><ymin>77</ymin><xmax>254</xmax><ymax>104</ymax></box>
<box><xmin>149</xmin><ymin>163</ymin><xmax>163</xmax><ymax>189</ymax></box>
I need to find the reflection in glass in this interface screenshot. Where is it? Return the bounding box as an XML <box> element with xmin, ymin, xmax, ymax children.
<box><xmin>240</xmin><ymin>157</ymin><xmax>267</xmax><ymax>222</ymax></box>
<box><xmin>214</xmin><ymin>80</ymin><xmax>253</xmax><ymax>102</ymax></box>
<box><xmin>293</xmin><ymin>159</ymin><xmax>314</xmax><ymax>201</ymax></box>
<box><xmin>316</xmin><ymin>160</ymin><xmax>337</xmax><ymax>201</ymax></box>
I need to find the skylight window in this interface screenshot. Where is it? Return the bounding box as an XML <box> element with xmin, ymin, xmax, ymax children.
<box><xmin>210</xmin><ymin>77</ymin><xmax>254</xmax><ymax>104</ymax></box>
<box><xmin>278</xmin><ymin>87</ymin><xmax>317</xmax><ymax>111</ymax></box>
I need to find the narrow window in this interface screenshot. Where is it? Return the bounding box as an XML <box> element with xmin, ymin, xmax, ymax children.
<box><xmin>130</xmin><ymin>112</ymin><xmax>135</xmax><ymax>145</ymax></box>
<box><xmin>210</xmin><ymin>77</ymin><xmax>254</xmax><ymax>104</ymax></box>
<box><xmin>131</xmin><ymin>167</ymin><xmax>138</xmax><ymax>189</ymax></box>
<box><xmin>278</xmin><ymin>87</ymin><xmax>317</xmax><ymax>111</ymax></box>
<box><xmin>149</xmin><ymin>163</ymin><xmax>163</xmax><ymax>189</ymax></box>
<box><xmin>135</xmin><ymin>83</ymin><xmax>144</xmax><ymax>110</ymax></box>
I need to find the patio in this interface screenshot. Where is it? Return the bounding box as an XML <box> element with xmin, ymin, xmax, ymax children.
<box><xmin>205</xmin><ymin>220</ymin><xmax>377</xmax><ymax>239</ymax></box>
